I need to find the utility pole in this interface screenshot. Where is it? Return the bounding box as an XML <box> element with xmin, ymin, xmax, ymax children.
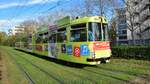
<box><xmin>100</xmin><ymin>0</ymin><xmax>103</xmax><ymax>16</ymax></box>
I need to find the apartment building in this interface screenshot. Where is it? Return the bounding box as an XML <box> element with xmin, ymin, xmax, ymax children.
<box><xmin>12</xmin><ymin>26</ymin><xmax>24</xmax><ymax>35</ymax></box>
<box><xmin>115</xmin><ymin>8</ymin><xmax>128</xmax><ymax>45</ymax></box>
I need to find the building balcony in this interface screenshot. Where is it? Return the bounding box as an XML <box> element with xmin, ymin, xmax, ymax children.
<box><xmin>118</xmin><ymin>39</ymin><xmax>128</xmax><ymax>42</ymax></box>
<box><xmin>118</xmin><ymin>34</ymin><xmax>127</xmax><ymax>37</ymax></box>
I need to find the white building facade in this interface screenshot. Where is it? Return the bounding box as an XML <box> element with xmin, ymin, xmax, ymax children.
<box><xmin>12</xmin><ymin>26</ymin><xmax>24</xmax><ymax>35</ymax></box>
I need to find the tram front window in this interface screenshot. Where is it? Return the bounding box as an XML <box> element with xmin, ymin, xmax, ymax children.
<box><xmin>88</xmin><ymin>22</ymin><xmax>108</xmax><ymax>41</ymax></box>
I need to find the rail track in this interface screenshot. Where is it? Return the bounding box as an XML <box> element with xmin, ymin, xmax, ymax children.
<box><xmin>11</xmin><ymin>49</ymin><xmax>135</xmax><ymax>84</ymax></box>
<box><xmin>6</xmin><ymin>51</ymin><xmax>35</xmax><ymax>84</ymax></box>
<box><xmin>13</xmin><ymin>50</ymin><xmax>97</xmax><ymax>83</ymax></box>
<box><xmin>7</xmin><ymin>50</ymin><xmax>64</xmax><ymax>84</ymax></box>
<box><xmin>2</xmin><ymin>47</ymin><xmax>150</xmax><ymax>84</ymax></box>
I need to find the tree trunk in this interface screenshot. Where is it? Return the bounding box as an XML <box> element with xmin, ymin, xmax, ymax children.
<box><xmin>139</xmin><ymin>26</ymin><xmax>143</xmax><ymax>45</ymax></box>
<box><xmin>131</xmin><ymin>31</ymin><xmax>135</xmax><ymax>45</ymax></box>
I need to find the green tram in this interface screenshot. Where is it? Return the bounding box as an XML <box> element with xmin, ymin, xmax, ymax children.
<box><xmin>16</xmin><ymin>16</ymin><xmax>111</xmax><ymax>65</ymax></box>
<box><xmin>32</xmin><ymin>25</ymin><xmax>49</xmax><ymax>56</ymax></box>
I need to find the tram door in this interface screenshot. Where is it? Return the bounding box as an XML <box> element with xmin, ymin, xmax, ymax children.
<box><xmin>48</xmin><ymin>33</ymin><xmax>57</xmax><ymax>58</ymax></box>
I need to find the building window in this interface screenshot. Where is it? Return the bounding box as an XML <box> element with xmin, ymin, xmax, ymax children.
<box><xmin>118</xmin><ymin>25</ymin><xmax>126</xmax><ymax>29</ymax></box>
<box><xmin>119</xmin><ymin>19</ymin><xmax>126</xmax><ymax>24</ymax></box>
<box><xmin>118</xmin><ymin>30</ymin><xmax>122</xmax><ymax>34</ymax></box>
<box><xmin>119</xmin><ymin>36</ymin><xmax>127</xmax><ymax>39</ymax></box>
<box><xmin>122</xmin><ymin>30</ymin><xmax>127</xmax><ymax>34</ymax></box>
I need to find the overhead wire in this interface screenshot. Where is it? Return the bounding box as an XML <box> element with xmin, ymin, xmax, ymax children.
<box><xmin>2</xmin><ymin>0</ymin><xmax>73</xmax><ymax>33</ymax></box>
<box><xmin>0</xmin><ymin>0</ymin><xmax>22</xmax><ymax>32</ymax></box>
<box><xmin>40</xmin><ymin>0</ymin><xmax>73</xmax><ymax>14</ymax></box>
<box><xmin>15</xmin><ymin>0</ymin><xmax>48</xmax><ymax>20</ymax></box>
<box><xmin>16</xmin><ymin>0</ymin><xmax>73</xmax><ymax>25</ymax></box>
<box><xmin>32</xmin><ymin>0</ymin><xmax>73</xmax><ymax>24</ymax></box>
<box><xmin>5</xmin><ymin>0</ymin><xmax>48</xmax><ymax>33</ymax></box>
<box><xmin>7</xmin><ymin>0</ymin><xmax>29</xmax><ymax>32</ymax></box>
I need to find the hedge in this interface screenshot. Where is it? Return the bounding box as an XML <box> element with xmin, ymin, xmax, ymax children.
<box><xmin>111</xmin><ymin>46</ymin><xmax>150</xmax><ymax>60</ymax></box>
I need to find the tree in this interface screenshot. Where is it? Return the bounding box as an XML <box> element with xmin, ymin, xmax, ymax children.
<box><xmin>122</xmin><ymin>0</ymin><xmax>140</xmax><ymax>45</ymax></box>
<box><xmin>20</xmin><ymin>20</ymin><xmax>38</xmax><ymax>34</ymax></box>
<box><xmin>44</xmin><ymin>0</ymin><xmax>123</xmax><ymax>21</ymax></box>
<box><xmin>0</xmin><ymin>32</ymin><xmax>7</xmax><ymax>45</ymax></box>
<box><xmin>85</xmin><ymin>0</ymin><xmax>124</xmax><ymax>17</ymax></box>
<box><xmin>1</xmin><ymin>35</ymin><xmax>17</xmax><ymax>46</ymax></box>
<box><xmin>18</xmin><ymin>20</ymin><xmax>39</xmax><ymax>43</ymax></box>
<box><xmin>84</xmin><ymin>0</ymin><xmax>95</xmax><ymax>16</ymax></box>
<box><xmin>108</xmin><ymin>18</ymin><xmax>117</xmax><ymax>46</ymax></box>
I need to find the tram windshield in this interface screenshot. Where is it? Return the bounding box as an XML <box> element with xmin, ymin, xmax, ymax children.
<box><xmin>88</xmin><ymin>22</ymin><xmax>108</xmax><ymax>41</ymax></box>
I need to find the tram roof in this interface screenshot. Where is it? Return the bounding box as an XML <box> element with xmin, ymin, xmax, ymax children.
<box><xmin>36</xmin><ymin>25</ymin><xmax>48</xmax><ymax>34</ymax></box>
<box><xmin>35</xmin><ymin>16</ymin><xmax>108</xmax><ymax>33</ymax></box>
<box><xmin>56</xmin><ymin>16</ymin><xmax>108</xmax><ymax>27</ymax></box>
<box><xmin>49</xmin><ymin>25</ymin><xmax>58</xmax><ymax>31</ymax></box>
<box><xmin>71</xmin><ymin>16</ymin><xmax>108</xmax><ymax>25</ymax></box>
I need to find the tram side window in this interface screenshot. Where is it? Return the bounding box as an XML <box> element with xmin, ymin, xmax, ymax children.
<box><xmin>57</xmin><ymin>28</ymin><xmax>66</xmax><ymax>43</ymax></box>
<box><xmin>70</xmin><ymin>23</ymin><xmax>87</xmax><ymax>42</ymax></box>
<box><xmin>36</xmin><ymin>34</ymin><xmax>43</xmax><ymax>43</ymax></box>
<box><xmin>103</xmin><ymin>24</ymin><xmax>109</xmax><ymax>41</ymax></box>
<box><xmin>27</xmin><ymin>34</ymin><xmax>32</xmax><ymax>43</ymax></box>
<box><xmin>43</xmin><ymin>32</ymin><xmax>48</xmax><ymax>43</ymax></box>
<box><xmin>49</xmin><ymin>34</ymin><xmax>56</xmax><ymax>43</ymax></box>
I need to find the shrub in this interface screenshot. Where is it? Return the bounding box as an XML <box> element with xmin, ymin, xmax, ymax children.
<box><xmin>111</xmin><ymin>46</ymin><xmax>150</xmax><ymax>60</ymax></box>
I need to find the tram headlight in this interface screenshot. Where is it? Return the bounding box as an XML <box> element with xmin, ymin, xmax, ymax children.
<box><xmin>91</xmin><ymin>52</ymin><xmax>95</xmax><ymax>58</ymax></box>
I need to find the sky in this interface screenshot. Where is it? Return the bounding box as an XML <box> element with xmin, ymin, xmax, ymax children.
<box><xmin>0</xmin><ymin>0</ymin><xmax>72</xmax><ymax>33</ymax></box>
<box><xmin>0</xmin><ymin>0</ymin><xmax>124</xmax><ymax>33</ymax></box>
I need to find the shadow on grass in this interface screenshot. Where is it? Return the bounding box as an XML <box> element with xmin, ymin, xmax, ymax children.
<box><xmin>15</xmin><ymin>49</ymin><xmax>94</xmax><ymax>68</ymax></box>
<box><xmin>96</xmin><ymin>66</ymin><xmax>139</xmax><ymax>76</ymax></box>
<box><xmin>14</xmin><ymin>49</ymin><xmax>140</xmax><ymax>83</ymax></box>
<box><xmin>83</xmin><ymin>68</ymin><xmax>132</xmax><ymax>83</ymax></box>
<box><xmin>112</xmin><ymin>56</ymin><xmax>150</xmax><ymax>61</ymax></box>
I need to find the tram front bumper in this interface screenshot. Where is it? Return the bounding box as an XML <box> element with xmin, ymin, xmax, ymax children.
<box><xmin>86</xmin><ymin>57</ymin><xmax>110</xmax><ymax>62</ymax></box>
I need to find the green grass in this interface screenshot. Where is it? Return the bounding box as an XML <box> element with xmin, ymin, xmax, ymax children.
<box><xmin>0</xmin><ymin>47</ymin><xmax>28</xmax><ymax>84</ymax></box>
<box><xmin>0</xmin><ymin>46</ymin><xmax>150</xmax><ymax>84</ymax></box>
